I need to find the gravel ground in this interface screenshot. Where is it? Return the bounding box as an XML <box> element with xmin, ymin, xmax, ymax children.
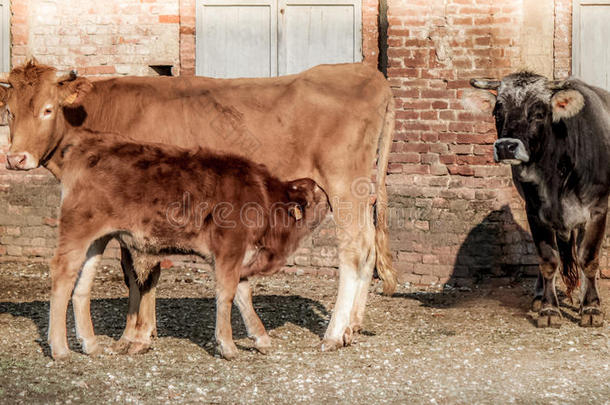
<box><xmin>0</xmin><ymin>261</ymin><xmax>609</xmax><ymax>404</ymax></box>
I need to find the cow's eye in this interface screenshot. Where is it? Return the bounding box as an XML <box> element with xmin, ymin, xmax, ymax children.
<box><xmin>532</xmin><ymin>111</ymin><xmax>546</xmax><ymax>120</ymax></box>
<box><xmin>43</xmin><ymin>108</ymin><xmax>53</xmax><ymax>116</ymax></box>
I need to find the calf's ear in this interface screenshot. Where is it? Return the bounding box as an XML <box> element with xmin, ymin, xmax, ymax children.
<box><xmin>58</xmin><ymin>77</ymin><xmax>93</xmax><ymax>107</ymax></box>
<box><xmin>551</xmin><ymin>89</ymin><xmax>584</xmax><ymax>122</ymax></box>
<box><xmin>461</xmin><ymin>89</ymin><xmax>496</xmax><ymax>114</ymax></box>
<box><xmin>288</xmin><ymin>204</ymin><xmax>303</xmax><ymax>221</ymax></box>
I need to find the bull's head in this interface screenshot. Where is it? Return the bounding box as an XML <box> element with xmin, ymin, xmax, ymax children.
<box><xmin>285</xmin><ymin>178</ymin><xmax>330</xmax><ymax>230</ymax></box>
<box><xmin>0</xmin><ymin>60</ymin><xmax>93</xmax><ymax>170</ymax></box>
<box><xmin>464</xmin><ymin>72</ymin><xmax>585</xmax><ymax>165</ymax></box>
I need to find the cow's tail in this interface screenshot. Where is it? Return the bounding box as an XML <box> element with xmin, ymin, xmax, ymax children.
<box><xmin>557</xmin><ymin>231</ymin><xmax>580</xmax><ymax>301</ymax></box>
<box><xmin>374</xmin><ymin>94</ymin><xmax>398</xmax><ymax>296</ymax></box>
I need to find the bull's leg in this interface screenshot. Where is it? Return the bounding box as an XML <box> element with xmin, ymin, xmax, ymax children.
<box><xmin>72</xmin><ymin>236</ymin><xmax>112</xmax><ymax>356</ymax></box>
<box><xmin>49</xmin><ymin>242</ymin><xmax>91</xmax><ymax>360</ymax></box>
<box><xmin>214</xmin><ymin>252</ymin><xmax>242</xmax><ymax>360</ymax></box>
<box><xmin>127</xmin><ymin>264</ymin><xmax>161</xmax><ymax>354</ymax></box>
<box><xmin>234</xmin><ymin>279</ymin><xmax>271</xmax><ymax>354</ymax></box>
<box><xmin>577</xmin><ymin>206</ymin><xmax>607</xmax><ymax>327</ymax></box>
<box><xmin>526</xmin><ymin>209</ymin><xmax>562</xmax><ymax>328</ymax></box>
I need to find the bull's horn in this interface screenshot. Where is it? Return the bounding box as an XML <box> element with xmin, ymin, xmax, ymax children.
<box><xmin>470</xmin><ymin>78</ymin><xmax>501</xmax><ymax>90</ymax></box>
<box><xmin>547</xmin><ymin>80</ymin><xmax>567</xmax><ymax>90</ymax></box>
<box><xmin>56</xmin><ymin>70</ymin><xmax>78</xmax><ymax>83</ymax></box>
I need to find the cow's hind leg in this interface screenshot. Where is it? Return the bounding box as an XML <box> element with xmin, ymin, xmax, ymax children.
<box><xmin>72</xmin><ymin>235</ymin><xmax>112</xmax><ymax>356</ymax></box>
<box><xmin>234</xmin><ymin>279</ymin><xmax>271</xmax><ymax>354</ymax></box>
<box><xmin>348</xmin><ymin>221</ymin><xmax>376</xmax><ymax>336</ymax></box>
<box><xmin>578</xmin><ymin>206</ymin><xmax>606</xmax><ymax>327</ymax></box>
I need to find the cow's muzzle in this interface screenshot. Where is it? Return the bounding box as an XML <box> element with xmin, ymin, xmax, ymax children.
<box><xmin>493</xmin><ymin>138</ymin><xmax>529</xmax><ymax>165</ymax></box>
<box><xmin>6</xmin><ymin>152</ymin><xmax>37</xmax><ymax>170</ymax></box>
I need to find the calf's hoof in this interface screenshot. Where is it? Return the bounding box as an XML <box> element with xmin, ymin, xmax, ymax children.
<box><xmin>321</xmin><ymin>326</ymin><xmax>354</xmax><ymax>352</ymax></box>
<box><xmin>531</xmin><ymin>297</ymin><xmax>542</xmax><ymax>312</ymax></box>
<box><xmin>82</xmin><ymin>340</ymin><xmax>103</xmax><ymax>357</ymax></box>
<box><xmin>128</xmin><ymin>341</ymin><xmax>152</xmax><ymax>355</ymax></box>
<box><xmin>580</xmin><ymin>307</ymin><xmax>604</xmax><ymax>327</ymax></box>
<box><xmin>537</xmin><ymin>308</ymin><xmax>562</xmax><ymax>328</ymax></box>
<box><xmin>254</xmin><ymin>335</ymin><xmax>272</xmax><ymax>355</ymax></box>
<box><xmin>218</xmin><ymin>342</ymin><xmax>239</xmax><ymax>360</ymax></box>
<box><xmin>52</xmin><ymin>349</ymin><xmax>71</xmax><ymax>361</ymax></box>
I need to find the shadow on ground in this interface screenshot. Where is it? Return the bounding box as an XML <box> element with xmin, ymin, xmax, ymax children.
<box><xmin>0</xmin><ymin>295</ymin><xmax>329</xmax><ymax>356</ymax></box>
<box><xmin>397</xmin><ymin>205</ymin><xmax>539</xmax><ymax>311</ymax></box>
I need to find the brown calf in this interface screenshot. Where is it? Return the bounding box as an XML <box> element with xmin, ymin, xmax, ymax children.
<box><xmin>49</xmin><ymin>128</ymin><xmax>330</xmax><ymax>360</ymax></box>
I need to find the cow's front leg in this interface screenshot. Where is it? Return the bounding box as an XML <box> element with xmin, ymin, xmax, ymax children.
<box><xmin>214</xmin><ymin>252</ymin><xmax>242</xmax><ymax>360</ymax></box>
<box><xmin>234</xmin><ymin>279</ymin><xmax>271</xmax><ymax>354</ymax></box>
<box><xmin>578</xmin><ymin>206</ymin><xmax>606</xmax><ymax>327</ymax></box>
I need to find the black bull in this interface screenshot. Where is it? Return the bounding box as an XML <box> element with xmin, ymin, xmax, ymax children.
<box><xmin>468</xmin><ymin>72</ymin><xmax>610</xmax><ymax>328</ymax></box>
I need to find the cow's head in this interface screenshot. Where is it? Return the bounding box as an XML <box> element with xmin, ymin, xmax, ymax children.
<box><xmin>285</xmin><ymin>178</ymin><xmax>330</xmax><ymax>230</ymax></box>
<box><xmin>0</xmin><ymin>60</ymin><xmax>93</xmax><ymax>170</ymax></box>
<box><xmin>465</xmin><ymin>72</ymin><xmax>585</xmax><ymax>165</ymax></box>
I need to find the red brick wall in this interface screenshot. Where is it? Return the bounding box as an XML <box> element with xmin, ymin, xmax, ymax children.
<box><xmin>6</xmin><ymin>0</ymin><xmax>604</xmax><ymax>283</ymax></box>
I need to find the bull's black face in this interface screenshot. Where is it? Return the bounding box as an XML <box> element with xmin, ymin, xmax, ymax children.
<box><xmin>492</xmin><ymin>73</ymin><xmax>552</xmax><ymax>166</ymax></box>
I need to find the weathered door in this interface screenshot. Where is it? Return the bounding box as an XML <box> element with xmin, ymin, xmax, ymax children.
<box><xmin>0</xmin><ymin>0</ymin><xmax>9</xmax><ymax>72</ymax></box>
<box><xmin>573</xmin><ymin>0</ymin><xmax>610</xmax><ymax>89</ymax></box>
<box><xmin>196</xmin><ymin>0</ymin><xmax>361</xmax><ymax>78</ymax></box>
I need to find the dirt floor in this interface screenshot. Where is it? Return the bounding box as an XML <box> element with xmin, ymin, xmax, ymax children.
<box><xmin>0</xmin><ymin>262</ymin><xmax>609</xmax><ymax>404</ymax></box>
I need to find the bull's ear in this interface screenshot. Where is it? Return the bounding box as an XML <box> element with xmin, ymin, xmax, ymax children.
<box><xmin>461</xmin><ymin>89</ymin><xmax>497</xmax><ymax>114</ymax></box>
<box><xmin>551</xmin><ymin>89</ymin><xmax>584</xmax><ymax>122</ymax></box>
<box><xmin>288</xmin><ymin>204</ymin><xmax>303</xmax><ymax>221</ymax></box>
<box><xmin>58</xmin><ymin>77</ymin><xmax>93</xmax><ymax>107</ymax></box>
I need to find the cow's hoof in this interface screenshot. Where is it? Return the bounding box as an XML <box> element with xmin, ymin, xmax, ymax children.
<box><xmin>218</xmin><ymin>342</ymin><xmax>239</xmax><ymax>360</ymax></box>
<box><xmin>127</xmin><ymin>341</ymin><xmax>151</xmax><ymax>355</ymax></box>
<box><xmin>531</xmin><ymin>297</ymin><xmax>543</xmax><ymax>312</ymax></box>
<box><xmin>342</xmin><ymin>326</ymin><xmax>354</xmax><ymax>346</ymax></box>
<box><xmin>108</xmin><ymin>339</ymin><xmax>131</xmax><ymax>355</ymax></box>
<box><xmin>254</xmin><ymin>335</ymin><xmax>272</xmax><ymax>355</ymax></box>
<box><xmin>537</xmin><ymin>308</ymin><xmax>562</xmax><ymax>328</ymax></box>
<box><xmin>580</xmin><ymin>307</ymin><xmax>604</xmax><ymax>327</ymax></box>
<box><xmin>320</xmin><ymin>338</ymin><xmax>343</xmax><ymax>352</ymax></box>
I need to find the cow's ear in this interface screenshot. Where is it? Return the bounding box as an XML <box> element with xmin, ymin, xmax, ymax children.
<box><xmin>0</xmin><ymin>86</ymin><xmax>8</xmax><ymax>106</ymax></box>
<box><xmin>461</xmin><ymin>89</ymin><xmax>497</xmax><ymax>114</ymax></box>
<box><xmin>58</xmin><ymin>77</ymin><xmax>93</xmax><ymax>107</ymax></box>
<box><xmin>288</xmin><ymin>204</ymin><xmax>303</xmax><ymax>221</ymax></box>
<box><xmin>551</xmin><ymin>89</ymin><xmax>584</xmax><ymax>122</ymax></box>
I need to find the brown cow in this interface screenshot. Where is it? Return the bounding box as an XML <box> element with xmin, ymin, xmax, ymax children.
<box><xmin>48</xmin><ymin>128</ymin><xmax>330</xmax><ymax>360</ymax></box>
<box><xmin>0</xmin><ymin>60</ymin><xmax>396</xmax><ymax>354</ymax></box>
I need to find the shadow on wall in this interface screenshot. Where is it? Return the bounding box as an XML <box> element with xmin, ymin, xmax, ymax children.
<box><xmin>450</xmin><ymin>204</ymin><xmax>537</xmax><ymax>287</ymax></box>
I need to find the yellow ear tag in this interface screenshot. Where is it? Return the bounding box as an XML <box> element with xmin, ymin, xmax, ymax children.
<box><xmin>290</xmin><ymin>206</ymin><xmax>303</xmax><ymax>220</ymax></box>
<box><xmin>64</xmin><ymin>93</ymin><xmax>78</xmax><ymax>105</ymax></box>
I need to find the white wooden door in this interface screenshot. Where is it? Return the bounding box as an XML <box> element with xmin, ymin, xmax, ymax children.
<box><xmin>0</xmin><ymin>0</ymin><xmax>9</xmax><ymax>72</ymax></box>
<box><xmin>196</xmin><ymin>0</ymin><xmax>361</xmax><ymax>78</ymax></box>
<box><xmin>573</xmin><ymin>0</ymin><xmax>610</xmax><ymax>89</ymax></box>
<box><xmin>277</xmin><ymin>0</ymin><xmax>361</xmax><ymax>75</ymax></box>
<box><xmin>196</xmin><ymin>0</ymin><xmax>278</xmax><ymax>78</ymax></box>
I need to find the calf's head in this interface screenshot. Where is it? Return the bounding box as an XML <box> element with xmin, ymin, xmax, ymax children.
<box><xmin>0</xmin><ymin>60</ymin><xmax>93</xmax><ymax>170</ymax></box>
<box><xmin>285</xmin><ymin>178</ymin><xmax>330</xmax><ymax>231</ymax></box>
<box><xmin>465</xmin><ymin>72</ymin><xmax>585</xmax><ymax>165</ymax></box>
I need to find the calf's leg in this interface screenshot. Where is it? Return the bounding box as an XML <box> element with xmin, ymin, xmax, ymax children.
<box><xmin>127</xmin><ymin>264</ymin><xmax>161</xmax><ymax>354</ymax></box>
<box><xmin>72</xmin><ymin>236</ymin><xmax>112</xmax><ymax>356</ymax></box>
<box><xmin>49</xmin><ymin>242</ymin><xmax>91</xmax><ymax>360</ymax></box>
<box><xmin>348</xmin><ymin>220</ymin><xmax>376</xmax><ymax>336</ymax></box>
<box><xmin>214</xmin><ymin>253</ymin><xmax>243</xmax><ymax>360</ymax></box>
<box><xmin>577</xmin><ymin>207</ymin><xmax>606</xmax><ymax>327</ymax></box>
<box><xmin>234</xmin><ymin>279</ymin><xmax>271</xmax><ymax>354</ymax></box>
